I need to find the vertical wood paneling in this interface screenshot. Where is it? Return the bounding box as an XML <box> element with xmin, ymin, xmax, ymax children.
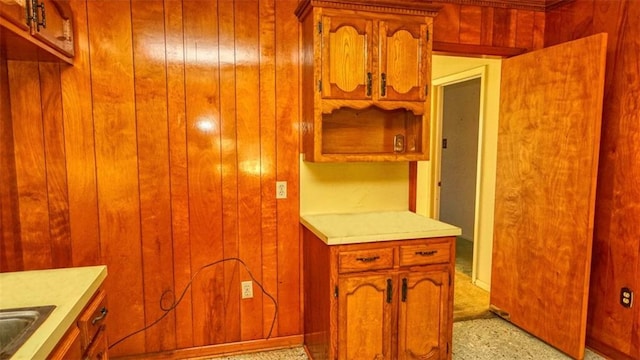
<box><xmin>130</xmin><ymin>0</ymin><xmax>176</xmax><ymax>352</ymax></box>
<box><xmin>0</xmin><ymin>56</ymin><xmax>22</xmax><ymax>272</ymax></box>
<box><xmin>235</xmin><ymin>0</ymin><xmax>264</xmax><ymax>341</ymax></box>
<box><xmin>218</xmin><ymin>0</ymin><xmax>241</xmax><ymax>345</ymax></box>
<box><xmin>86</xmin><ymin>0</ymin><xmax>145</xmax><ymax>355</ymax></box>
<box><xmin>588</xmin><ymin>1</ymin><xmax>639</xmax><ymax>357</ymax></box>
<box><xmin>433</xmin><ymin>3</ymin><xmax>461</xmax><ymax>43</ymax></box>
<box><xmin>275</xmin><ymin>0</ymin><xmax>301</xmax><ymax>336</ymax></box>
<box><xmin>432</xmin><ymin>2</ymin><xmax>544</xmax><ymax>52</ymax></box>
<box><xmin>480</xmin><ymin>7</ymin><xmax>495</xmax><ymax>46</ymax></box>
<box><xmin>163</xmin><ymin>0</ymin><xmax>193</xmax><ymax>350</ymax></box>
<box><xmin>258</xmin><ymin>0</ymin><xmax>278</xmax><ymax>339</ymax></box>
<box><xmin>532</xmin><ymin>11</ymin><xmax>545</xmax><ymax>49</ymax></box>
<box><xmin>39</xmin><ymin>63</ymin><xmax>72</xmax><ymax>269</ymax></box>
<box><xmin>61</xmin><ymin>0</ymin><xmax>101</xmax><ymax>267</ymax></box>
<box><xmin>545</xmin><ymin>1</ymin><xmax>639</xmax><ymax>358</ymax></box>
<box><xmin>515</xmin><ymin>10</ymin><xmax>535</xmax><ymax>49</ymax></box>
<box><xmin>7</xmin><ymin>61</ymin><xmax>52</xmax><ymax>270</ymax></box>
<box><xmin>459</xmin><ymin>6</ymin><xmax>482</xmax><ymax>45</ymax></box>
<box><xmin>182</xmin><ymin>0</ymin><xmax>225</xmax><ymax>347</ymax></box>
<box><xmin>491</xmin><ymin>8</ymin><xmax>511</xmax><ymax>47</ymax></box>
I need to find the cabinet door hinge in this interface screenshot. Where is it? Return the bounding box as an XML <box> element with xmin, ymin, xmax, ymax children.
<box><xmin>334</xmin><ymin>285</ymin><xmax>338</xmax><ymax>298</ymax></box>
<box><xmin>318</xmin><ymin>80</ymin><xmax>322</xmax><ymax>92</ymax></box>
<box><xmin>317</xmin><ymin>21</ymin><xmax>322</xmax><ymax>34</ymax></box>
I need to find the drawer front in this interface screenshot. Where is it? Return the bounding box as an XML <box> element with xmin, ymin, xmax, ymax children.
<box><xmin>78</xmin><ymin>289</ymin><xmax>108</xmax><ymax>351</ymax></box>
<box><xmin>399</xmin><ymin>242</ymin><xmax>451</xmax><ymax>266</ymax></box>
<box><xmin>338</xmin><ymin>248</ymin><xmax>394</xmax><ymax>273</ymax></box>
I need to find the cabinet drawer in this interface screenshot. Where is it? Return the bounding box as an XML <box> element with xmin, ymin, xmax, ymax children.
<box><xmin>338</xmin><ymin>248</ymin><xmax>394</xmax><ymax>273</ymax></box>
<box><xmin>78</xmin><ymin>289</ymin><xmax>108</xmax><ymax>351</ymax></box>
<box><xmin>399</xmin><ymin>242</ymin><xmax>450</xmax><ymax>266</ymax></box>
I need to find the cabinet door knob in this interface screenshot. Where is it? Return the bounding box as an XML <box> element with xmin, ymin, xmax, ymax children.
<box><xmin>380</xmin><ymin>73</ymin><xmax>387</xmax><ymax>96</ymax></box>
<box><xmin>366</xmin><ymin>72</ymin><xmax>372</xmax><ymax>97</ymax></box>
<box><xmin>386</xmin><ymin>279</ymin><xmax>393</xmax><ymax>303</ymax></box>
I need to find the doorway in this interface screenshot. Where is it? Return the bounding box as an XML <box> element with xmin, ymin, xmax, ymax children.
<box><xmin>431</xmin><ymin>67</ymin><xmax>484</xmax><ymax>281</ymax></box>
<box><xmin>428</xmin><ymin>63</ymin><xmax>493</xmax><ymax>321</ymax></box>
<box><xmin>439</xmin><ymin>78</ymin><xmax>481</xmax><ymax>277</ymax></box>
<box><xmin>416</xmin><ymin>55</ymin><xmax>502</xmax><ymax>291</ymax></box>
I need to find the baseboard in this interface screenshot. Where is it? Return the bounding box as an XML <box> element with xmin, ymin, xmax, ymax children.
<box><xmin>113</xmin><ymin>335</ymin><xmax>304</xmax><ymax>360</ymax></box>
<box><xmin>473</xmin><ymin>278</ymin><xmax>490</xmax><ymax>292</ymax></box>
<box><xmin>587</xmin><ymin>336</ymin><xmax>636</xmax><ymax>360</ymax></box>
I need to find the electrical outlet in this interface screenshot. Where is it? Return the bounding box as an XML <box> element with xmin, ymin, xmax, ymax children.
<box><xmin>241</xmin><ymin>280</ymin><xmax>253</xmax><ymax>299</ymax></box>
<box><xmin>621</xmin><ymin>287</ymin><xmax>633</xmax><ymax>308</ymax></box>
<box><xmin>276</xmin><ymin>181</ymin><xmax>287</xmax><ymax>199</ymax></box>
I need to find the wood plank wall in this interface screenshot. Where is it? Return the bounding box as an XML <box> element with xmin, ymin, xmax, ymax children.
<box><xmin>1</xmin><ymin>0</ymin><xmax>301</xmax><ymax>357</ymax></box>
<box><xmin>0</xmin><ymin>0</ymin><xmax>546</xmax><ymax>358</ymax></box>
<box><xmin>545</xmin><ymin>1</ymin><xmax>639</xmax><ymax>359</ymax></box>
<box><xmin>432</xmin><ymin>1</ymin><xmax>545</xmax><ymax>52</ymax></box>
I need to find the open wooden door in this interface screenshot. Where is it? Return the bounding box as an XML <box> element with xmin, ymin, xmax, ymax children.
<box><xmin>490</xmin><ymin>33</ymin><xmax>607</xmax><ymax>359</ymax></box>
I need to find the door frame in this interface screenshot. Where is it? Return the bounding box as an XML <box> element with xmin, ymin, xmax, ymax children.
<box><xmin>430</xmin><ymin>66</ymin><xmax>486</xmax><ymax>282</ymax></box>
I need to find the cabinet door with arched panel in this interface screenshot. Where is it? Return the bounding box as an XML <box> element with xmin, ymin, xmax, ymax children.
<box><xmin>379</xmin><ymin>19</ymin><xmax>432</xmax><ymax>102</ymax></box>
<box><xmin>320</xmin><ymin>14</ymin><xmax>373</xmax><ymax>101</ymax></box>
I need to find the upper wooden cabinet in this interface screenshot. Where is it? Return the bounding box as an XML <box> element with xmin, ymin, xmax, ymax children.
<box><xmin>296</xmin><ymin>0</ymin><xmax>438</xmax><ymax>162</ymax></box>
<box><xmin>0</xmin><ymin>0</ymin><xmax>30</xmax><ymax>31</ymax></box>
<box><xmin>321</xmin><ymin>15</ymin><xmax>430</xmax><ymax>103</ymax></box>
<box><xmin>31</xmin><ymin>0</ymin><xmax>74</xmax><ymax>57</ymax></box>
<box><xmin>0</xmin><ymin>0</ymin><xmax>74</xmax><ymax>63</ymax></box>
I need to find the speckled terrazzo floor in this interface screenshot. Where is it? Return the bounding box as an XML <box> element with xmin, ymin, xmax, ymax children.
<box><xmin>452</xmin><ymin>317</ymin><xmax>605</xmax><ymax>359</ymax></box>
<box><xmin>205</xmin><ymin>317</ymin><xmax>606</xmax><ymax>359</ymax></box>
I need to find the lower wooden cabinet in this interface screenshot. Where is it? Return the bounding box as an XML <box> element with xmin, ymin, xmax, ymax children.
<box><xmin>49</xmin><ymin>288</ymin><xmax>109</xmax><ymax>360</ymax></box>
<box><xmin>48</xmin><ymin>326</ymin><xmax>82</xmax><ymax>360</ymax></box>
<box><xmin>303</xmin><ymin>227</ymin><xmax>454</xmax><ymax>360</ymax></box>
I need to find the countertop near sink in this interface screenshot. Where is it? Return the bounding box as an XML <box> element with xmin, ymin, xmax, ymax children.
<box><xmin>0</xmin><ymin>266</ymin><xmax>107</xmax><ymax>360</ymax></box>
<box><xmin>300</xmin><ymin>210</ymin><xmax>462</xmax><ymax>245</ymax></box>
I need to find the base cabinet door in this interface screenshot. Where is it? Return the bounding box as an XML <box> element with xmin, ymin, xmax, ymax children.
<box><xmin>398</xmin><ymin>271</ymin><xmax>450</xmax><ymax>360</ymax></box>
<box><xmin>302</xmin><ymin>228</ymin><xmax>454</xmax><ymax>360</ymax></box>
<box><xmin>48</xmin><ymin>326</ymin><xmax>82</xmax><ymax>360</ymax></box>
<box><xmin>338</xmin><ymin>274</ymin><xmax>394</xmax><ymax>360</ymax></box>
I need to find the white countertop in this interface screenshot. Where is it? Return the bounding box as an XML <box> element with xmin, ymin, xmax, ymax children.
<box><xmin>301</xmin><ymin>210</ymin><xmax>461</xmax><ymax>245</ymax></box>
<box><xmin>0</xmin><ymin>265</ymin><xmax>107</xmax><ymax>360</ymax></box>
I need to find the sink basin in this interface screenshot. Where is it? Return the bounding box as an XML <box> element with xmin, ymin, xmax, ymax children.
<box><xmin>0</xmin><ymin>305</ymin><xmax>56</xmax><ymax>359</ymax></box>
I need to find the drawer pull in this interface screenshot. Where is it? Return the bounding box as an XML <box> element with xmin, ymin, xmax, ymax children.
<box><xmin>415</xmin><ymin>250</ymin><xmax>437</xmax><ymax>256</ymax></box>
<box><xmin>91</xmin><ymin>307</ymin><xmax>108</xmax><ymax>325</ymax></box>
<box><xmin>356</xmin><ymin>256</ymin><xmax>380</xmax><ymax>263</ymax></box>
<box><xmin>386</xmin><ymin>279</ymin><xmax>392</xmax><ymax>303</ymax></box>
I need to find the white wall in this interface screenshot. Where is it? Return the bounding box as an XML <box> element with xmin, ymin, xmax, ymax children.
<box><xmin>415</xmin><ymin>55</ymin><xmax>502</xmax><ymax>290</ymax></box>
<box><xmin>300</xmin><ymin>156</ymin><xmax>409</xmax><ymax>215</ymax></box>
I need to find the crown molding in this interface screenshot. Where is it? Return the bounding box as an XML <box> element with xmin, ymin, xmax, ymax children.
<box><xmin>295</xmin><ymin>0</ymin><xmax>441</xmax><ymax>20</ymax></box>
<box><xmin>433</xmin><ymin>0</ymin><xmax>573</xmax><ymax>11</ymax></box>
